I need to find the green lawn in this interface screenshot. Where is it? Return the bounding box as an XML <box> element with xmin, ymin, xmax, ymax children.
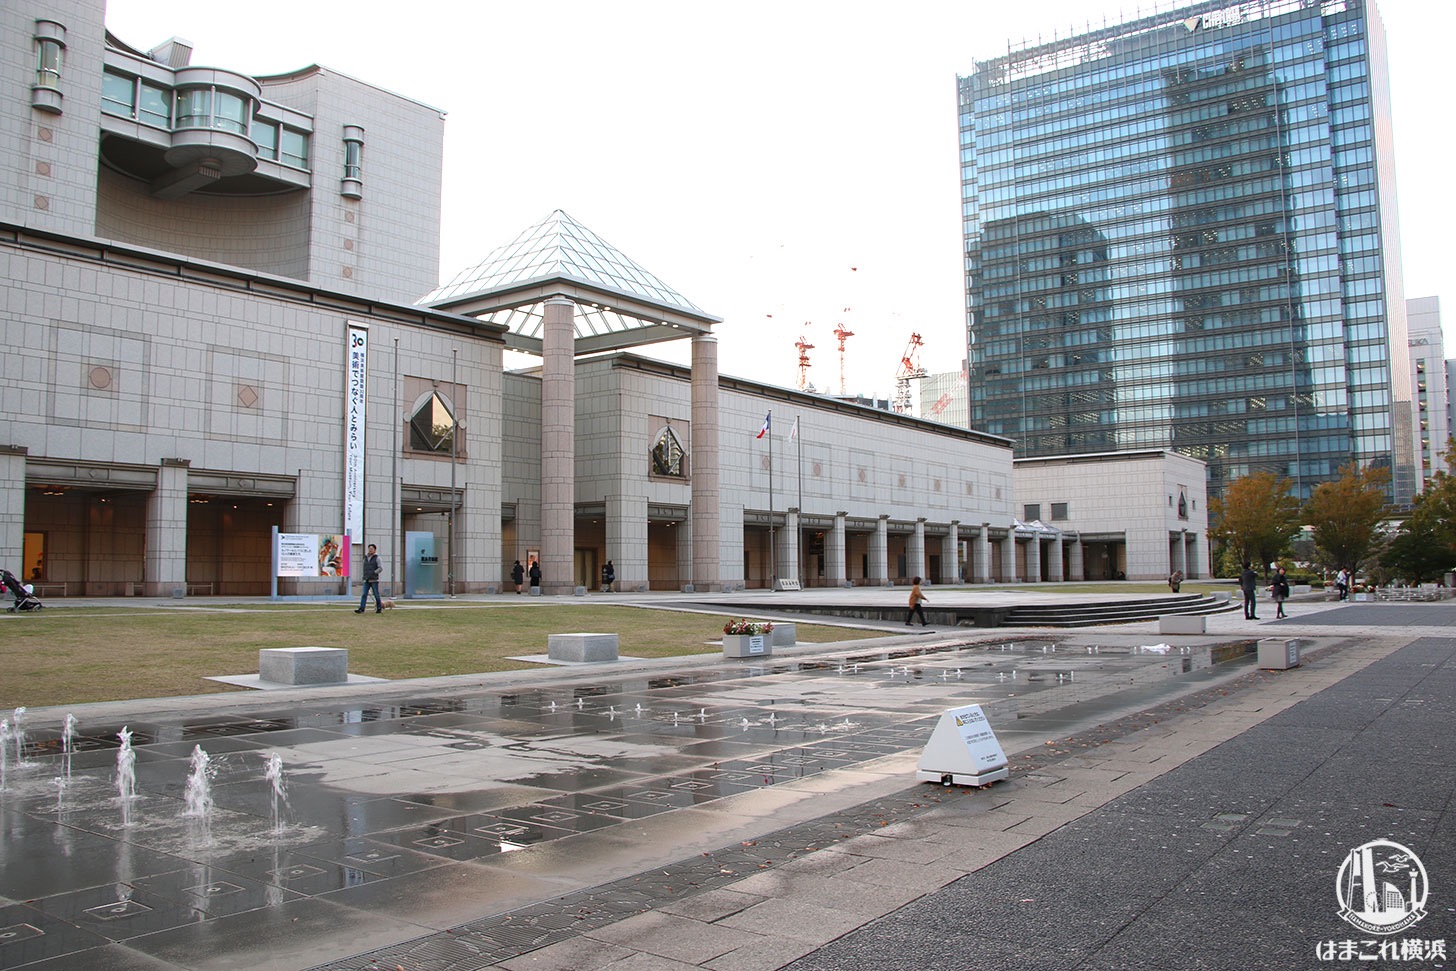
<box><xmin>0</xmin><ymin>602</ymin><xmax>884</xmax><ymax>710</ymax></box>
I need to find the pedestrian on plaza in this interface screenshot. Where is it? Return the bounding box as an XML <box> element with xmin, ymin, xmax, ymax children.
<box><xmin>529</xmin><ymin>559</ymin><xmax>541</xmax><ymax>590</ymax></box>
<box><xmin>1168</xmin><ymin>570</ymin><xmax>1184</xmax><ymax>593</ymax></box>
<box><xmin>601</xmin><ymin>559</ymin><xmax>615</xmax><ymax>593</ymax></box>
<box><xmin>1269</xmin><ymin>566</ymin><xmax>1290</xmax><ymax>619</ymax></box>
<box><xmin>1239</xmin><ymin>562</ymin><xmax>1259</xmax><ymax>620</ymax></box>
<box><xmin>905</xmin><ymin>576</ymin><xmax>929</xmax><ymax>626</ymax></box>
<box><xmin>1336</xmin><ymin>568</ymin><xmax>1349</xmax><ymax>601</ymax></box>
<box><xmin>511</xmin><ymin>560</ymin><xmax>524</xmax><ymax>594</ymax></box>
<box><xmin>355</xmin><ymin>544</ymin><xmax>382</xmax><ymax>614</ymax></box>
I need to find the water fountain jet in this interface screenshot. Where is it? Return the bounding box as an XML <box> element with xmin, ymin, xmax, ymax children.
<box><xmin>263</xmin><ymin>752</ymin><xmax>288</xmax><ymax>834</ymax></box>
<box><xmin>184</xmin><ymin>745</ymin><xmax>214</xmax><ymax>818</ymax></box>
<box><xmin>115</xmin><ymin>727</ymin><xmax>137</xmax><ymax>826</ymax></box>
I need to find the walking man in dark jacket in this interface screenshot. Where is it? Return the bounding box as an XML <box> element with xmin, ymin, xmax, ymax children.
<box><xmin>1239</xmin><ymin>562</ymin><xmax>1258</xmax><ymax>620</ymax></box>
<box><xmin>356</xmin><ymin>544</ymin><xmax>382</xmax><ymax>614</ymax></box>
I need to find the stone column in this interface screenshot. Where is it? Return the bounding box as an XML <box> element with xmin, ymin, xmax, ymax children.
<box><xmin>1068</xmin><ymin>537</ymin><xmax>1085</xmax><ymax>581</ymax></box>
<box><xmin>974</xmin><ymin>523</ymin><xmax>991</xmax><ymax>583</ymax></box>
<box><xmin>1027</xmin><ymin>532</ymin><xmax>1042</xmax><ymax>582</ymax></box>
<box><xmin>0</xmin><ymin>446</ymin><xmax>27</xmax><ymax>571</ymax></box>
<box><xmin>942</xmin><ymin>521</ymin><xmax>960</xmax><ymax>584</ymax></box>
<box><xmin>780</xmin><ymin>508</ymin><xmax>801</xmax><ymax>586</ymax></box>
<box><xmin>690</xmin><ymin>333</ymin><xmax>721</xmax><ymax>592</ymax></box>
<box><xmin>827</xmin><ymin>511</ymin><xmax>847</xmax><ymax>587</ymax></box>
<box><xmin>1000</xmin><ymin>529</ymin><xmax>1017</xmax><ymax>582</ymax></box>
<box><xmin>1171</xmin><ymin>530</ymin><xmax>1187</xmax><ymax>576</ymax></box>
<box><xmin>540</xmin><ymin>296</ymin><xmax>576</xmax><ymax>594</ymax></box>
<box><xmin>1185</xmin><ymin>534</ymin><xmax>1200</xmax><ymax>579</ymax></box>
<box><xmin>870</xmin><ymin>515</ymin><xmax>889</xmax><ymax>586</ymax></box>
<box><xmin>145</xmin><ymin>458</ymin><xmax>190</xmax><ymax>597</ymax></box>
<box><xmin>1047</xmin><ymin>532</ymin><xmax>1064</xmax><ymax>582</ymax></box>
<box><xmin>606</xmin><ymin>494</ymin><xmax>648</xmax><ymax>592</ymax></box>
<box><xmin>909</xmin><ymin>518</ymin><xmax>926</xmax><ymax>581</ymax></box>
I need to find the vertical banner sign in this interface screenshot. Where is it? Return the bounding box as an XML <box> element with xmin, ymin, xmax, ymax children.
<box><xmin>345</xmin><ymin>322</ymin><xmax>369</xmax><ymax>541</ymax></box>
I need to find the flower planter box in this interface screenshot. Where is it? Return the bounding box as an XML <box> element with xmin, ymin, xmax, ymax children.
<box><xmin>723</xmin><ymin>633</ymin><xmax>769</xmax><ymax>658</ymax></box>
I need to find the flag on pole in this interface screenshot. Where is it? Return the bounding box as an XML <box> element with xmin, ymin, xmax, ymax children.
<box><xmin>756</xmin><ymin>412</ymin><xmax>771</xmax><ymax>439</ymax></box>
<box><xmin>788</xmin><ymin>417</ymin><xmax>799</xmax><ymax>443</ymax></box>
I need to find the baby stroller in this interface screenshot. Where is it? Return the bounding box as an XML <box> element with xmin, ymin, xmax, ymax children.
<box><xmin>3</xmin><ymin>570</ymin><xmax>43</xmax><ymax>612</ymax></box>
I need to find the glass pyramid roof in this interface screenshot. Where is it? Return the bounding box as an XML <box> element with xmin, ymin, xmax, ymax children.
<box><xmin>423</xmin><ymin>210</ymin><xmax>710</xmax><ymax>316</ymax></box>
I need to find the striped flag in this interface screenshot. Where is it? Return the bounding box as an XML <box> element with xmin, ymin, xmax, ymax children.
<box><xmin>756</xmin><ymin>412</ymin><xmax>771</xmax><ymax>439</ymax></box>
<box><xmin>788</xmin><ymin>417</ymin><xmax>799</xmax><ymax>443</ymax></box>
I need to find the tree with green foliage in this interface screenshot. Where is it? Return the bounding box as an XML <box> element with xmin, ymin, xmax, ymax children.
<box><xmin>1381</xmin><ymin>460</ymin><xmax>1456</xmax><ymax>583</ymax></box>
<box><xmin>1303</xmin><ymin>463</ymin><xmax>1389</xmax><ymax>574</ymax></box>
<box><xmin>1379</xmin><ymin>518</ymin><xmax>1448</xmax><ymax>584</ymax></box>
<box><xmin>1410</xmin><ymin>469</ymin><xmax>1456</xmax><ymax>553</ymax></box>
<box><xmin>1208</xmin><ymin>470</ymin><xmax>1302</xmax><ymax>578</ymax></box>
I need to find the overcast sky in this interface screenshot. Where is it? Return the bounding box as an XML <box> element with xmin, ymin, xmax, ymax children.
<box><xmin>103</xmin><ymin>0</ymin><xmax>1455</xmax><ymax>409</ymax></box>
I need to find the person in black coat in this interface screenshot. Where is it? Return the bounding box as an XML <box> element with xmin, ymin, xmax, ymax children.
<box><xmin>355</xmin><ymin>544</ymin><xmax>382</xmax><ymax>614</ymax></box>
<box><xmin>1269</xmin><ymin>566</ymin><xmax>1290</xmax><ymax>619</ymax></box>
<box><xmin>511</xmin><ymin>560</ymin><xmax>524</xmax><ymax>594</ymax></box>
<box><xmin>528</xmin><ymin>559</ymin><xmax>541</xmax><ymax>589</ymax></box>
<box><xmin>1239</xmin><ymin>562</ymin><xmax>1258</xmax><ymax>620</ymax></box>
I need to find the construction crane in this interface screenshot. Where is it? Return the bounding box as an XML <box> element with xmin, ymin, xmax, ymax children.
<box><xmin>833</xmin><ymin>315</ymin><xmax>854</xmax><ymax>395</ymax></box>
<box><xmin>795</xmin><ymin>333</ymin><xmax>815</xmax><ymax>391</ymax></box>
<box><xmin>893</xmin><ymin>332</ymin><xmax>926</xmax><ymax>414</ymax></box>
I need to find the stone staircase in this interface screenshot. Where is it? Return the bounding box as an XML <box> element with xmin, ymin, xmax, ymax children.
<box><xmin>714</xmin><ymin>592</ymin><xmax>1241</xmax><ymax>630</ymax></box>
<box><xmin>1000</xmin><ymin>593</ymin><xmax>1239</xmax><ymax>628</ymax></box>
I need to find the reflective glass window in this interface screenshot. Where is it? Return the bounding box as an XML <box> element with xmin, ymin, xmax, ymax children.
<box><xmin>139</xmin><ymin>83</ymin><xmax>170</xmax><ymax>127</ymax></box>
<box><xmin>280</xmin><ymin>128</ymin><xmax>309</xmax><ymax>169</ymax></box>
<box><xmin>101</xmin><ymin>71</ymin><xmax>135</xmax><ymax>117</ymax></box>
<box><xmin>175</xmin><ymin>87</ymin><xmax>211</xmax><ymax>129</ymax></box>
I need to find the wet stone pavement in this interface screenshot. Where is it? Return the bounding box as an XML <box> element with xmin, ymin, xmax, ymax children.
<box><xmin>0</xmin><ymin>636</ymin><xmax>1247</xmax><ymax>970</ymax></box>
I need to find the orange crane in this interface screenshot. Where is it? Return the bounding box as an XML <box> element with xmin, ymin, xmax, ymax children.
<box><xmin>795</xmin><ymin>333</ymin><xmax>815</xmax><ymax>390</ymax></box>
<box><xmin>893</xmin><ymin>332</ymin><xmax>926</xmax><ymax>414</ymax></box>
<box><xmin>833</xmin><ymin>315</ymin><xmax>854</xmax><ymax>395</ymax></box>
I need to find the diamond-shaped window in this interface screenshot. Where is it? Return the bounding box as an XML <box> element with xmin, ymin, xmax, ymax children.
<box><xmin>651</xmin><ymin>426</ymin><xmax>685</xmax><ymax>477</ymax></box>
<box><xmin>410</xmin><ymin>392</ymin><xmax>456</xmax><ymax>453</ymax></box>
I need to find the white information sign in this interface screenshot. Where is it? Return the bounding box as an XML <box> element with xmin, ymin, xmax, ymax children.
<box><xmin>344</xmin><ymin>322</ymin><xmax>369</xmax><ymax>542</ymax></box>
<box><xmin>915</xmin><ymin>703</ymin><xmax>1010</xmax><ymax>787</ymax></box>
<box><xmin>275</xmin><ymin>533</ymin><xmax>350</xmax><ymax>578</ymax></box>
<box><xmin>277</xmin><ymin>533</ymin><xmax>320</xmax><ymax>577</ymax></box>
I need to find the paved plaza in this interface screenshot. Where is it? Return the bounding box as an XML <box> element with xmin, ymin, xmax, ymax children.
<box><xmin>1</xmin><ymin>589</ymin><xmax>1453</xmax><ymax>970</ymax></box>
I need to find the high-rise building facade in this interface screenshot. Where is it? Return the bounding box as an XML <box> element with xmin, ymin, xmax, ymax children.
<box><xmin>959</xmin><ymin>0</ymin><xmax>1409</xmax><ymax>500</ymax></box>
<box><xmin>1407</xmin><ymin>296</ymin><xmax>1449</xmax><ymax>488</ymax></box>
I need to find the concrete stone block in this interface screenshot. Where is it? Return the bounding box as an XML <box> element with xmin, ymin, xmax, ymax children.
<box><xmin>259</xmin><ymin>646</ymin><xmax>348</xmax><ymax>685</ymax></box>
<box><xmin>771</xmin><ymin>623</ymin><xmax>797</xmax><ymax>646</ymax></box>
<box><xmin>723</xmin><ymin>634</ymin><xmax>770</xmax><ymax>658</ymax></box>
<box><xmin>548</xmin><ymin>632</ymin><xmax>620</xmax><ymax>663</ymax></box>
<box><xmin>1159</xmin><ymin>615</ymin><xmax>1206</xmax><ymax>635</ymax></box>
<box><xmin>1258</xmin><ymin>637</ymin><xmax>1301</xmax><ymax>670</ymax></box>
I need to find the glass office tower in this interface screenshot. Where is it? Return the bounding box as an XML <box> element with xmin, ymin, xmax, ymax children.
<box><xmin>959</xmin><ymin>0</ymin><xmax>1410</xmax><ymax>500</ymax></box>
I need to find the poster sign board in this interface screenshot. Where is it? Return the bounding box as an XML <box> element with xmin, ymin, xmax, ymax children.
<box><xmin>915</xmin><ymin>703</ymin><xmax>1010</xmax><ymax>787</ymax></box>
<box><xmin>276</xmin><ymin>533</ymin><xmax>350</xmax><ymax>578</ymax></box>
<box><xmin>344</xmin><ymin>322</ymin><xmax>368</xmax><ymax>542</ymax></box>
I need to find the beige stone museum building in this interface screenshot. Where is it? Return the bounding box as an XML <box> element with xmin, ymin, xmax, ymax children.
<box><xmin>0</xmin><ymin>0</ymin><xmax>1204</xmax><ymax>598</ymax></box>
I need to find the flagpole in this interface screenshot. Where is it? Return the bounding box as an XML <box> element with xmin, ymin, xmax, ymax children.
<box><xmin>768</xmin><ymin>410</ymin><xmax>776</xmax><ymax>589</ymax></box>
<box><xmin>795</xmin><ymin>414</ymin><xmax>803</xmax><ymax>586</ymax></box>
